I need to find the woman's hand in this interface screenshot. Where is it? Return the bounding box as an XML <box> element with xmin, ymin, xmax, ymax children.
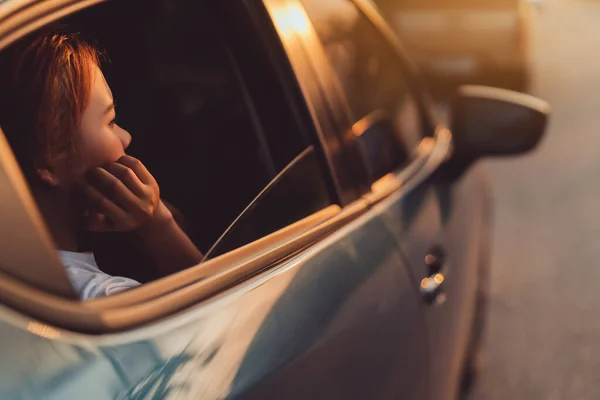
<box><xmin>81</xmin><ymin>155</ymin><xmax>202</xmax><ymax>274</ymax></box>
<box><xmin>81</xmin><ymin>155</ymin><xmax>172</xmax><ymax>232</ymax></box>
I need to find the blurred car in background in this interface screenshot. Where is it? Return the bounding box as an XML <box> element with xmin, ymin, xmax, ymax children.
<box><xmin>377</xmin><ymin>0</ymin><xmax>532</xmax><ymax>92</ymax></box>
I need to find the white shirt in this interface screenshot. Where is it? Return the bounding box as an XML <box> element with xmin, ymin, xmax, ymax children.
<box><xmin>58</xmin><ymin>251</ymin><xmax>140</xmax><ymax>300</ymax></box>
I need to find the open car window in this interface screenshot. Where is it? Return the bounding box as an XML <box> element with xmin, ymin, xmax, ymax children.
<box><xmin>72</xmin><ymin>0</ymin><xmax>312</xmax><ymax>282</ymax></box>
<box><xmin>0</xmin><ymin>0</ymin><xmax>336</xmax><ymax>297</ymax></box>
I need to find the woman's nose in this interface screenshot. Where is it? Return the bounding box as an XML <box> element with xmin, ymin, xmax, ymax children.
<box><xmin>115</xmin><ymin>124</ymin><xmax>132</xmax><ymax>151</ymax></box>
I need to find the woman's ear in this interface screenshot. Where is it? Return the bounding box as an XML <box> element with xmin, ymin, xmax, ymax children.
<box><xmin>36</xmin><ymin>167</ymin><xmax>61</xmax><ymax>187</ymax></box>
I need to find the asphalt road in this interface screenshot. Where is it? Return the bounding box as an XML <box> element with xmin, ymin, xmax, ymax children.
<box><xmin>468</xmin><ymin>0</ymin><xmax>600</xmax><ymax>399</ymax></box>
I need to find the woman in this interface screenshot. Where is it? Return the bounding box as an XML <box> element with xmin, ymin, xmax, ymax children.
<box><xmin>0</xmin><ymin>31</ymin><xmax>203</xmax><ymax>299</ymax></box>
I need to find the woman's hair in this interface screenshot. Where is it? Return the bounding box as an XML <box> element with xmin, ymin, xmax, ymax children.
<box><xmin>0</xmin><ymin>31</ymin><xmax>100</xmax><ymax>177</ymax></box>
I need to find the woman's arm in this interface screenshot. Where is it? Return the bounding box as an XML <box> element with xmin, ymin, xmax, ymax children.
<box><xmin>134</xmin><ymin>201</ymin><xmax>202</xmax><ymax>276</ymax></box>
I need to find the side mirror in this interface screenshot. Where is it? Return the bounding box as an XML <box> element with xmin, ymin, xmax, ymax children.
<box><xmin>450</xmin><ymin>85</ymin><xmax>549</xmax><ymax>164</ymax></box>
<box><xmin>450</xmin><ymin>86</ymin><xmax>550</xmax><ymax>161</ymax></box>
<box><xmin>442</xmin><ymin>85</ymin><xmax>550</xmax><ymax>179</ymax></box>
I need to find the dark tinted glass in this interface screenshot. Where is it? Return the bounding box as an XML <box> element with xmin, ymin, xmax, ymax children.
<box><xmin>301</xmin><ymin>0</ymin><xmax>424</xmax><ymax>152</ymax></box>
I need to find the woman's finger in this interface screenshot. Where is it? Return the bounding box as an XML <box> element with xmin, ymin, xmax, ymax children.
<box><xmin>81</xmin><ymin>181</ymin><xmax>131</xmax><ymax>224</ymax></box>
<box><xmin>86</xmin><ymin>167</ymin><xmax>143</xmax><ymax>214</ymax></box>
<box><xmin>105</xmin><ymin>163</ymin><xmax>146</xmax><ymax>198</ymax></box>
<box><xmin>117</xmin><ymin>155</ymin><xmax>155</xmax><ymax>186</ymax></box>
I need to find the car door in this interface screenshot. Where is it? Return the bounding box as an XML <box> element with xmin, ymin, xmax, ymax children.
<box><xmin>298</xmin><ymin>0</ymin><xmax>490</xmax><ymax>399</ymax></box>
<box><xmin>0</xmin><ymin>0</ymin><xmax>430</xmax><ymax>399</ymax></box>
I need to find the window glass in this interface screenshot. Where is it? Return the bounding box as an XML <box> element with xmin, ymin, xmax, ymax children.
<box><xmin>301</xmin><ymin>0</ymin><xmax>425</xmax><ymax>151</ymax></box>
<box><xmin>205</xmin><ymin>146</ymin><xmax>331</xmax><ymax>259</ymax></box>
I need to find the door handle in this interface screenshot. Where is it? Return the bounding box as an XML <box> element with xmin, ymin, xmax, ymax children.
<box><xmin>420</xmin><ymin>247</ymin><xmax>446</xmax><ymax>303</ymax></box>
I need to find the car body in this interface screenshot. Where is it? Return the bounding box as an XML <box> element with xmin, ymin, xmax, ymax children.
<box><xmin>0</xmin><ymin>1</ymin><xmax>545</xmax><ymax>400</ymax></box>
<box><xmin>377</xmin><ymin>0</ymin><xmax>532</xmax><ymax>91</ymax></box>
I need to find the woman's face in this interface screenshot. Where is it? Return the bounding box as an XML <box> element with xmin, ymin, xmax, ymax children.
<box><xmin>58</xmin><ymin>65</ymin><xmax>131</xmax><ymax>184</ymax></box>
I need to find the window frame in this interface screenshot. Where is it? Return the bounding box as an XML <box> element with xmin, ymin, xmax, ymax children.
<box><xmin>0</xmin><ymin>0</ymin><xmax>452</xmax><ymax>334</ymax></box>
<box><xmin>0</xmin><ymin>0</ymin><xmax>340</xmax><ymax>316</ymax></box>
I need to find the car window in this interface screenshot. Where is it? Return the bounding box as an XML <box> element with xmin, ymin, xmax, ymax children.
<box><xmin>0</xmin><ymin>0</ymin><xmax>335</xmax><ymax>285</ymax></box>
<box><xmin>301</xmin><ymin>0</ymin><xmax>425</xmax><ymax>153</ymax></box>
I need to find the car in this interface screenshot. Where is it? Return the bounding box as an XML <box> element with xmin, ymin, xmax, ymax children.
<box><xmin>0</xmin><ymin>0</ymin><xmax>548</xmax><ymax>399</ymax></box>
<box><xmin>376</xmin><ymin>0</ymin><xmax>532</xmax><ymax>92</ymax></box>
